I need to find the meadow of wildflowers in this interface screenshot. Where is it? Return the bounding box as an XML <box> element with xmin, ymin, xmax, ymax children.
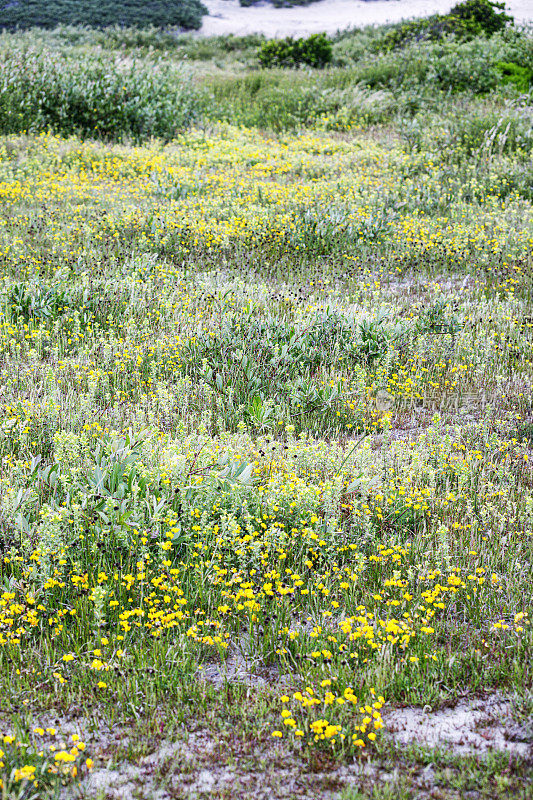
<box><xmin>0</xmin><ymin>12</ymin><xmax>532</xmax><ymax>800</ymax></box>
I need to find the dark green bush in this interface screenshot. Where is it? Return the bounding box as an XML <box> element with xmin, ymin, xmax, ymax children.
<box><xmin>0</xmin><ymin>0</ymin><xmax>208</xmax><ymax>31</ymax></box>
<box><xmin>379</xmin><ymin>0</ymin><xmax>512</xmax><ymax>51</ymax></box>
<box><xmin>450</xmin><ymin>0</ymin><xmax>512</xmax><ymax>36</ymax></box>
<box><xmin>258</xmin><ymin>33</ymin><xmax>332</xmax><ymax>68</ymax></box>
<box><xmin>351</xmin><ymin>38</ymin><xmax>501</xmax><ymax>94</ymax></box>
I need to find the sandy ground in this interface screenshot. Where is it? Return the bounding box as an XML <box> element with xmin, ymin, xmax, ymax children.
<box><xmin>198</xmin><ymin>0</ymin><xmax>532</xmax><ymax>38</ymax></box>
<box><xmin>69</xmin><ymin>694</ymin><xmax>530</xmax><ymax>798</ymax></box>
<box><xmin>385</xmin><ymin>696</ymin><xmax>532</xmax><ymax>758</ymax></box>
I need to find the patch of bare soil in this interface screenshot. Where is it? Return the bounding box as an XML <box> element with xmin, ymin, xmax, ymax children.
<box><xmin>79</xmin><ymin>731</ymin><xmax>377</xmax><ymax>799</ymax></box>
<box><xmin>3</xmin><ymin>693</ymin><xmax>530</xmax><ymax>799</ymax></box>
<box><xmin>385</xmin><ymin>694</ymin><xmax>533</xmax><ymax>758</ymax></box>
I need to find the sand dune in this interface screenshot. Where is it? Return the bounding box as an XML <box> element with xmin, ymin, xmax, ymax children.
<box><xmin>199</xmin><ymin>0</ymin><xmax>532</xmax><ymax>38</ymax></box>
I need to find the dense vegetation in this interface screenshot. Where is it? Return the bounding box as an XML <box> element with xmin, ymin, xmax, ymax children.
<box><xmin>378</xmin><ymin>0</ymin><xmax>513</xmax><ymax>50</ymax></box>
<box><xmin>0</xmin><ymin>1</ymin><xmax>530</xmax><ymax>142</ymax></box>
<box><xmin>258</xmin><ymin>32</ymin><xmax>333</xmax><ymax>67</ymax></box>
<box><xmin>0</xmin><ymin>47</ymin><xmax>199</xmax><ymax>141</ymax></box>
<box><xmin>0</xmin><ymin>0</ymin><xmax>207</xmax><ymax>31</ymax></box>
<box><xmin>0</xmin><ymin>6</ymin><xmax>531</xmax><ymax>799</ymax></box>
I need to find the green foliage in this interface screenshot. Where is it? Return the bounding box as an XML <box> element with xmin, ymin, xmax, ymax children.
<box><xmin>434</xmin><ymin>107</ymin><xmax>533</xmax><ymax>163</ymax></box>
<box><xmin>3</xmin><ymin>24</ymin><xmax>264</xmax><ymax>61</ymax></box>
<box><xmin>337</xmin><ymin>35</ymin><xmax>520</xmax><ymax>95</ymax></box>
<box><xmin>0</xmin><ymin>46</ymin><xmax>531</xmax><ymax>788</ymax></box>
<box><xmin>496</xmin><ymin>61</ymin><xmax>533</xmax><ymax>91</ymax></box>
<box><xmin>174</xmin><ymin>32</ymin><xmax>264</xmax><ymax>60</ymax></box>
<box><xmin>0</xmin><ymin>0</ymin><xmax>208</xmax><ymax>31</ymax></box>
<box><xmin>7</xmin><ymin>283</ymin><xmax>112</xmax><ymax>333</ymax></box>
<box><xmin>379</xmin><ymin>0</ymin><xmax>513</xmax><ymax>51</ymax></box>
<box><xmin>258</xmin><ymin>33</ymin><xmax>332</xmax><ymax>68</ymax></box>
<box><xmin>8</xmin><ymin>283</ymin><xmax>70</xmax><ymax>323</ymax></box>
<box><xmin>207</xmin><ymin>71</ymin><xmax>326</xmax><ymax>129</ymax></box>
<box><xmin>515</xmin><ymin>422</ymin><xmax>533</xmax><ymax>444</ymax></box>
<box><xmin>417</xmin><ymin>300</ymin><xmax>462</xmax><ymax>335</ymax></box>
<box><xmin>0</xmin><ymin>45</ymin><xmax>201</xmax><ymax>141</ymax></box>
<box><xmin>0</xmin><ymin>19</ymin><xmax>530</xmax><ymax>141</ymax></box>
<box><xmin>8</xmin><ymin>432</ymin><xmax>187</xmax><ymax>560</ymax></box>
<box><xmin>183</xmin><ymin>310</ymin><xmax>404</xmax><ymax>433</ymax></box>
<box><xmin>450</xmin><ymin>0</ymin><xmax>512</xmax><ymax>35</ymax></box>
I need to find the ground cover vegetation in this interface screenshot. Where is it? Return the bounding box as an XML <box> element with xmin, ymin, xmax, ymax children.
<box><xmin>0</xmin><ymin>3</ymin><xmax>531</xmax><ymax>798</ymax></box>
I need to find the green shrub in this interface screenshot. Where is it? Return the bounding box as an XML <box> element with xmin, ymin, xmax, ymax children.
<box><xmin>0</xmin><ymin>0</ymin><xmax>208</xmax><ymax>31</ymax></box>
<box><xmin>0</xmin><ymin>45</ymin><xmax>202</xmax><ymax>141</ymax></box>
<box><xmin>331</xmin><ymin>26</ymin><xmax>387</xmax><ymax>66</ymax></box>
<box><xmin>379</xmin><ymin>0</ymin><xmax>512</xmax><ymax>51</ymax></box>
<box><xmin>432</xmin><ymin>37</ymin><xmax>501</xmax><ymax>92</ymax></box>
<box><xmin>450</xmin><ymin>0</ymin><xmax>512</xmax><ymax>36</ymax></box>
<box><xmin>344</xmin><ymin>37</ymin><xmax>512</xmax><ymax>95</ymax></box>
<box><xmin>496</xmin><ymin>61</ymin><xmax>533</xmax><ymax>91</ymax></box>
<box><xmin>258</xmin><ymin>33</ymin><xmax>332</xmax><ymax>68</ymax></box>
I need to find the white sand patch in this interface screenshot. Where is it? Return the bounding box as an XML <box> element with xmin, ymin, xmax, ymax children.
<box><xmin>198</xmin><ymin>0</ymin><xmax>532</xmax><ymax>38</ymax></box>
<box><xmin>83</xmin><ymin>766</ymin><xmax>145</xmax><ymax>800</ymax></box>
<box><xmin>385</xmin><ymin>695</ymin><xmax>532</xmax><ymax>757</ymax></box>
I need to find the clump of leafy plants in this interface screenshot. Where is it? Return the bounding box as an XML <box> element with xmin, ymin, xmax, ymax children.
<box><xmin>258</xmin><ymin>33</ymin><xmax>332</xmax><ymax>68</ymax></box>
<box><xmin>0</xmin><ymin>45</ymin><xmax>201</xmax><ymax>140</ymax></box>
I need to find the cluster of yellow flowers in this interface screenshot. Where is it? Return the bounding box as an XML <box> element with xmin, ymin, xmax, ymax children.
<box><xmin>273</xmin><ymin>685</ymin><xmax>384</xmax><ymax>749</ymax></box>
<box><xmin>0</xmin><ymin>730</ymin><xmax>93</xmax><ymax>793</ymax></box>
<box><xmin>0</xmin><ymin>127</ymin><xmax>529</xmax><ymax>281</ymax></box>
